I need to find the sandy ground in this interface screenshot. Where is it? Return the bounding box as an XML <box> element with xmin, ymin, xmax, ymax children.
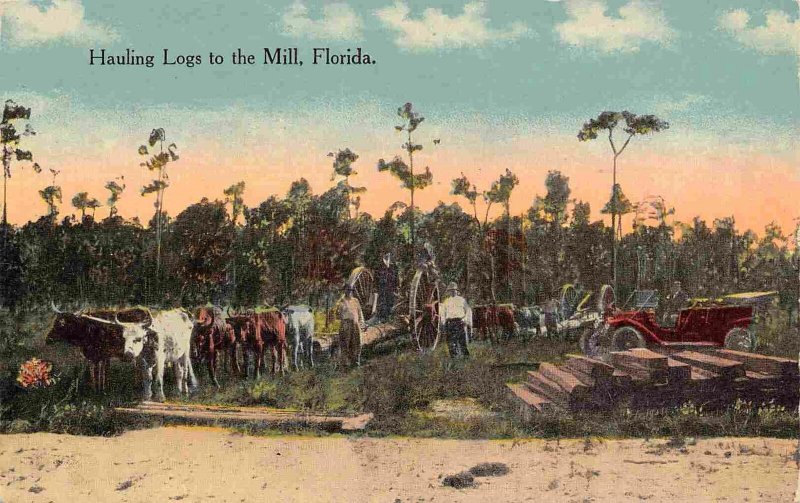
<box><xmin>0</xmin><ymin>427</ymin><xmax>797</xmax><ymax>502</ymax></box>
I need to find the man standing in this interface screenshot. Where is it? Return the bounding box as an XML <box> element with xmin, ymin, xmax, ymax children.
<box><xmin>375</xmin><ymin>252</ymin><xmax>398</xmax><ymax>323</ymax></box>
<box><xmin>543</xmin><ymin>296</ymin><xmax>560</xmax><ymax>338</ymax></box>
<box><xmin>338</xmin><ymin>284</ymin><xmax>365</xmax><ymax>367</ymax></box>
<box><xmin>439</xmin><ymin>282</ymin><xmax>471</xmax><ymax>358</ymax></box>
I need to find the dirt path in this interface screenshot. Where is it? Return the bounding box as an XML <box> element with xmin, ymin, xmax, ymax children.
<box><xmin>0</xmin><ymin>428</ymin><xmax>797</xmax><ymax>502</ymax></box>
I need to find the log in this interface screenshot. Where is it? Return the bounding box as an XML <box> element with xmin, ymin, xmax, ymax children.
<box><xmin>708</xmin><ymin>349</ymin><xmax>798</xmax><ymax>377</ymax></box>
<box><xmin>564</xmin><ymin>354</ymin><xmax>614</xmax><ymax>378</ymax></box>
<box><xmin>526</xmin><ymin>371</ymin><xmax>571</xmax><ymax>406</ymax></box>
<box><xmin>611</xmin><ymin>349</ymin><xmax>668</xmax><ymax>370</ymax></box>
<box><xmin>666</xmin><ymin>358</ymin><xmax>691</xmax><ymax>385</ymax></box>
<box><xmin>669</xmin><ymin>351</ymin><xmax>744</xmax><ymax>380</ymax></box>
<box><xmin>506</xmin><ymin>383</ymin><xmax>553</xmax><ymax>417</ymax></box>
<box><xmin>360</xmin><ymin>322</ymin><xmax>404</xmax><ymax>347</ymax></box>
<box><xmin>538</xmin><ymin>363</ymin><xmax>590</xmax><ymax>398</ymax></box>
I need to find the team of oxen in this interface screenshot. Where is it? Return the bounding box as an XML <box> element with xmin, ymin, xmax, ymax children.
<box><xmin>46</xmin><ymin>303</ymin><xmax>316</xmax><ymax>402</ymax></box>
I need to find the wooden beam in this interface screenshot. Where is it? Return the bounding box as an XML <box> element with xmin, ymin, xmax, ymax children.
<box><xmin>669</xmin><ymin>351</ymin><xmax>744</xmax><ymax>380</ymax></box>
<box><xmin>611</xmin><ymin>349</ymin><xmax>668</xmax><ymax>371</ymax></box>
<box><xmin>564</xmin><ymin>354</ymin><xmax>615</xmax><ymax>378</ymax></box>
<box><xmin>708</xmin><ymin>349</ymin><xmax>797</xmax><ymax>377</ymax></box>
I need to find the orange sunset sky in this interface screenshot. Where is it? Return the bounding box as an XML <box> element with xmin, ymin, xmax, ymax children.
<box><xmin>1</xmin><ymin>0</ymin><xmax>798</xmax><ymax>238</ymax></box>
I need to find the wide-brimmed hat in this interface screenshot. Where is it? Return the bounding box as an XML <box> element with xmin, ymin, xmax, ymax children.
<box><xmin>445</xmin><ymin>282</ymin><xmax>459</xmax><ymax>294</ymax></box>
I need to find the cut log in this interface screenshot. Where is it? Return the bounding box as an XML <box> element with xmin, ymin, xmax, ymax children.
<box><xmin>506</xmin><ymin>383</ymin><xmax>553</xmax><ymax>418</ymax></box>
<box><xmin>564</xmin><ymin>354</ymin><xmax>614</xmax><ymax>378</ymax></box>
<box><xmin>558</xmin><ymin>365</ymin><xmax>595</xmax><ymax>387</ymax></box>
<box><xmin>613</xmin><ymin>363</ymin><xmax>668</xmax><ymax>384</ymax></box>
<box><xmin>691</xmin><ymin>368</ymin><xmax>720</xmax><ymax>382</ymax></box>
<box><xmin>666</xmin><ymin>358</ymin><xmax>691</xmax><ymax>384</ymax></box>
<box><xmin>611</xmin><ymin>349</ymin><xmax>668</xmax><ymax>371</ymax></box>
<box><xmin>708</xmin><ymin>349</ymin><xmax>798</xmax><ymax>377</ymax></box>
<box><xmin>360</xmin><ymin>322</ymin><xmax>403</xmax><ymax>347</ymax></box>
<box><xmin>538</xmin><ymin>363</ymin><xmax>591</xmax><ymax>398</ymax></box>
<box><xmin>526</xmin><ymin>372</ymin><xmax>571</xmax><ymax>406</ymax></box>
<box><xmin>611</xmin><ymin>369</ymin><xmax>633</xmax><ymax>388</ymax></box>
<box><xmin>669</xmin><ymin>351</ymin><xmax>744</xmax><ymax>380</ymax></box>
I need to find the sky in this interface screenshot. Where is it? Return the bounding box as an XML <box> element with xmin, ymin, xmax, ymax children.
<box><xmin>0</xmin><ymin>0</ymin><xmax>798</xmax><ymax>235</ymax></box>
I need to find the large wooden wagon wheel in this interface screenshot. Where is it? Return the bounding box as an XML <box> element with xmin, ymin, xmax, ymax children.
<box><xmin>559</xmin><ymin>283</ymin><xmax>578</xmax><ymax>321</ymax></box>
<box><xmin>346</xmin><ymin>266</ymin><xmax>376</xmax><ymax>320</ymax></box>
<box><xmin>409</xmin><ymin>268</ymin><xmax>441</xmax><ymax>352</ymax></box>
<box><xmin>597</xmin><ymin>284</ymin><xmax>616</xmax><ymax>314</ymax></box>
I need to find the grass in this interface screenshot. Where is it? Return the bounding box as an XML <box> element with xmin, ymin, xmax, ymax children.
<box><xmin>1</xmin><ymin>308</ymin><xmax>798</xmax><ymax>439</ymax></box>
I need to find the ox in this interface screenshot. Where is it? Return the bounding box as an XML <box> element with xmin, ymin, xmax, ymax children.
<box><xmin>283</xmin><ymin>305</ymin><xmax>315</xmax><ymax>370</ymax></box>
<box><xmin>193</xmin><ymin>306</ymin><xmax>239</xmax><ymax>388</ymax></box>
<box><xmin>514</xmin><ymin>306</ymin><xmax>543</xmax><ymax>340</ymax></box>
<box><xmin>119</xmin><ymin>308</ymin><xmax>197</xmax><ymax>402</ymax></box>
<box><xmin>226</xmin><ymin>309</ymin><xmax>288</xmax><ymax>378</ymax></box>
<box><xmin>472</xmin><ymin>304</ymin><xmax>518</xmax><ymax>342</ymax></box>
<box><xmin>46</xmin><ymin>304</ymin><xmax>125</xmax><ymax>392</ymax></box>
<box><xmin>255</xmin><ymin>310</ymin><xmax>289</xmax><ymax>377</ymax></box>
<box><xmin>225</xmin><ymin>311</ymin><xmax>257</xmax><ymax>378</ymax></box>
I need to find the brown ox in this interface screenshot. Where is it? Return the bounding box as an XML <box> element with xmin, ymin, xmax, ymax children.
<box><xmin>193</xmin><ymin>306</ymin><xmax>239</xmax><ymax>388</ymax></box>
<box><xmin>472</xmin><ymin>304</ymin><xmax>517</xmax><ymax>342</ymax></box>
<box><xmin>255</xmin><ymin>310</ymin><xmax>289</xmax><ymax>377</ymax></box>
<box><xmin>225</xmin><ymin>309</ymin><xmax>288</xmax><ymax>378</ymax></box>
<box><xmin>225</xmin><ymin>313</ymin><xmax>257</xmax><ymax>377</ymax></box>
<box><xmin>45</xmin><ymin>304</ymin><xmax>141</xmax><ymax>392</ymax></box>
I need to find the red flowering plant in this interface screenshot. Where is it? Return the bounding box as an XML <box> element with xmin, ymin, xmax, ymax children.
<box><xmin>16</xmin><ymin>358</ymin><xmax>56</xmax><ymax>389</ymax></box>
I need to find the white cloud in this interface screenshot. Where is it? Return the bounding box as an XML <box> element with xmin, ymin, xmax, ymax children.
<box><xmin>555</xmin><ymin>0</ymin><xmax>675</xmax><ymax>53</ymax></box>
<box><xmin>1</xmin><ymin>0</ymin><xmax>117</xmax><ymax>47</ymax></box>
<box><xmin>652</xmin><ymin>94</ymin><xmax>710</xmax><ymax>115</ymax></box>
<box><xmin>282</xmin><ymin>1</ymin><xmax>363</xmax><ymax>41</ymax></box>
<box><xmin>719</xmin><ymin>8</ymin><xmax>799</xmax><ymax>55</ymax></box>
<box><xmin>375</xmin><ymin>1</ymin><xmax>529</xmax><ymax>51</ymax></box>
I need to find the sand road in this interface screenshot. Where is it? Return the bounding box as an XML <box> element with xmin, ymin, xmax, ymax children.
<box><xmin>0</xmin><ymin>427</ymin><xmax>797</xmax><ymax>502</ymax></box>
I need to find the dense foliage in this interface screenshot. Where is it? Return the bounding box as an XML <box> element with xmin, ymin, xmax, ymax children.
<box><xmin>0</xmin><ymin>168</ymin><xmax>796</xmax><ymax>317</ymax></box>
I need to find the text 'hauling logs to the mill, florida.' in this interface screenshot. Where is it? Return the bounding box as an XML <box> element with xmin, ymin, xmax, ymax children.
<box><xmin>88</xmin><ymin>48</ymin><xmax>377</xmax><ymax>68</ymax></box>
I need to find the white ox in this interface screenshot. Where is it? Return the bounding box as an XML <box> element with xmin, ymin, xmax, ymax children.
<box><xmin>119</xmin><ymin>308</ymin><xmax>197</xmax><ymax>402</ymax></box>
<box><xmin>283</xmin><ymin>305</ymin><xmax>315</xmax><ymax>371</ymax></box>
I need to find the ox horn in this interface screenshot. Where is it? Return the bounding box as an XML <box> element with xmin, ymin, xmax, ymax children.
<box><xmin>50</xmin><ymin>301</ymin><xmax>63</xmax><ymax>314</ymax></box>
<box><xmin>80</xmin><ymin>314</ymin><xmax>117</xmax><ymax>325</ymax></box>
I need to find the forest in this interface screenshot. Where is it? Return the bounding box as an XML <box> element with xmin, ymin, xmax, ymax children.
<box><xmin>0</xmin><ymin>100</ymin><xmax>796</xmax><ymax>319</ymax></box>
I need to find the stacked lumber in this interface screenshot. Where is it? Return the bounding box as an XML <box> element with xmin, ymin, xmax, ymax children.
<box><xmin>507</xmin><ymin>349</ymin><xmax>799</xmax><ymax>417</ymax></box>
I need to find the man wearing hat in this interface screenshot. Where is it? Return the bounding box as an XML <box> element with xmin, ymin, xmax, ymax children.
<box><xmin>338</xmin><ymin>283</ymin><xmax>365</xmax><ymax>367</ymax></box>
<box><xmin>661</xmin><ymin>280</ymin><xmax>690</xmax><ymax>327</ymax></box>
<box><xmin>439</xmin><ymin>282</ymin><xmax>472</xmax><ymax>358</ymax></box>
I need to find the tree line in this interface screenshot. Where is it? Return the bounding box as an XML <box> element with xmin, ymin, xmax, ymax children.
<box><xmin>0</xmin><ymin>100</ymin><xmax>796</xmax><ymax>315</ymax></box>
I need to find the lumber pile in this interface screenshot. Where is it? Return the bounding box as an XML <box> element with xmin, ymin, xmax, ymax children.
<box><xmin>507</xmin><ymin>349</ymin><xmax>798</xmax><ymax>417</ymax></box>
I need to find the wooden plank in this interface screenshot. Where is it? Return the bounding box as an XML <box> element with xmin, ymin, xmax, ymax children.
<box><xmin>611</xmin><ymin>360</ymin><xmax>668</xmax><ymax>384</ymax></box>
<box><xmin>708</xmin><ymin>349</ymin><xmax>798</xmax><ymax>377</ymax></box>
<box><xmin>538</xmin><ymin>363</ymin><xmax>591</xmax><ymax>397</ymax></box>
<box><xmin>691</xmin><ymin>368</ymin><xmax>720</xmax><ymax>382</ymax></box>
<box><xmin>114</xmin><ymin>406</ymin><xmax>373</xmax><ymax>432</ymax></box>
<box><xmin>526</xmin><ymin>371</ymin><xmax>570</xmax><ymax>406</ymax></box>
<box><xmin>506</xmin><ymin>383</ymin><xmax>554</xmax><ymax>416</ymax></box>
<box><xmin>564</xmin><ymin>354</ymin><xmax>614</xmax><ymax>378</ymax></box>
<box><xmin>611</xmin><ymin>349</ymin><xmax>668</xmax><ymax>371</ymax></box>
<box><xmin>611</xmin><ymin>369</ymin><xmax>633</xmax><ymax>388</ymax></box>
<box><xmin>558</xmin><ymin>365</ymin><xmax>596</xmax><ymax>387</ymax></box>
<box><xmin>666</xmin><ymin>358</ymin><xmax>691</xmax><ymax>384</ymax></box>
<box><xmin>669</xmin><ymin>351</ymin><xmax>744</xmax><ymax>379</ymax></box>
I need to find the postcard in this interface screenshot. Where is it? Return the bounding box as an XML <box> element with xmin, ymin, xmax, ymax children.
<box><xmin>0</xmin><ymin>1</ymin><xmax>798</xmax><ymax>501</ymax></box>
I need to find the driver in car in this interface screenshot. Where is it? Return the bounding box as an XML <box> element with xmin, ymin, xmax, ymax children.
<box><xmin>661</xmin><ymin>281</ymin><xmax>690</xmax><ymax>327</ymax></box>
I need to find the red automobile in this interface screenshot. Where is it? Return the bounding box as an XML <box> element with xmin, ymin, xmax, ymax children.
<box><xmin>585</xmin><ymin>291</ymin><xmax>774</xmax><ymax>356</ymax></box>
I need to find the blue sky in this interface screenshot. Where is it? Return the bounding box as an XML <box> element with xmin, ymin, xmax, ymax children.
<box><xmin>0</xmin><ymin>0</ymin><xmax>797</xmax><ymax>230</ymax></box>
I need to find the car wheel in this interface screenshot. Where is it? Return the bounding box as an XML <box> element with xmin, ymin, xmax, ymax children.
<box><xmin>612</xmin><ymin>326</ymin><xmax>646</xmax><ymax>351</ymax></box>
<box><xmin>724</xmin><ymin>327</ymin><xmax>754</xmax><ymax>352</ymax></box>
